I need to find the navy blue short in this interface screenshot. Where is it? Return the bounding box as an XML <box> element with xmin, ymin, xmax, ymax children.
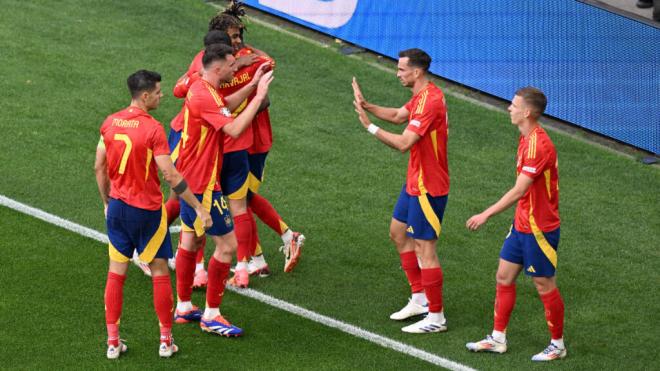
<box><xmin>392</xmin><ymin>185</ymin><xmax>448</xmax><ymax>240</ymax></box>
<box><xmin>247</xmin><ymin>152</ymin><xmax>268</xmax><ymax>194</ymax></box>
<box><xmin>180</xmin><ymin>191</ymin><xmax>233</xmax><ymax>237</ymax></box>
<box><xmin>500</xmin><ymin>225</ymin><xmax>560</xmax><ymax>277</ymax></box>
<box><xmin>106</xmin><ymin>198</ymin><xmax>172</xmax><ymax>263</ymax></box>
<box><xmin>168</xmin><ymin>128</ymin><xmax>182</xmax><ymax>165</ymax></box>
<box><xmin>220</xmin><ymin>150</ymin><xmax>250</xmax><ymax>200</ymax></box>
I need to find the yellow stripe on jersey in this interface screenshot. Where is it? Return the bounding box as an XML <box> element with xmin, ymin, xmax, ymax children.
<box><xmin>415</xmin><ymin>90</ymin><xmax>429</xmax><ymax>114</ymax></box>
<box><xmin>527</xmin><ymin>132</ymin><xmax>537</xmax><ymax>159</ymax></box>
<box><xmin>197</xmin><ymin>126</ymin><xmax>208</xmax><ymax>156</ymax></box>
<box><xmin>182</xmin><ymin>107</ymin><xmax>190</xmax><ymax>149</ymax></box>
<box><xmin>529</xmin><ymin>206</ymin><xmax>557</xmax><ymax>268</ymax></box>
<box><xmin>193</xmin><ymin>153</ymin><xmax>218</xmax><ymax>237</ymax></box>
<box><xmin>417</xmin><ymin>167</ymin><xmax>428</xmax><ymax>194</ymax></box>
<box><xmin>419</xmin><ymin>193</ymin><xmax>441</xmax><ymax>238</ymax></box>
<box><xmin>204</xmin><ymin>81</ymin><xmax>224</xmax><ymax>108</ymax></box>
<box><xmin>170</xmin><ymin>141</ymin><xmax>180</xmax><ymax>163</ymax></box>
<box><xmin>544</xmin><ymin>169</ymin><xmax>552</xmax><ymax>200</ymax></box>
<box><xmin>233</xmin><ymin>98</ymin><xmax>248</xmax><ymax>117</ymax></box>
<box><xmin>97</xmin><ymin>136</ymin><xmax>105</xmax><ymax>149</ymax></box>
<box><xmin>144</xmin><ymin>149</ymin><xmax>153</xmax><ymax>181</ymax></box>
<box><xmin>108</xmin><ymin>241</ymin><xmax>130</xmax><ymax>263</ymax></box>
<box><xmin>430</xmin><ymin>129</ymin><xmax>439</xmax><ymax>161</ymax></box>
<box><xmin>138</xmin><ymin>204</ymin><xmax>168</xmax><ymax>263</ymax></box>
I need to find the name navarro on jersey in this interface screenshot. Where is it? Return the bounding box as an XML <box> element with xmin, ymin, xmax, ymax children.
<box><xmin>112</xmin><ymin>119</ymin><xmax>140</xmax><ymax>128</ymax></box>
<box><xmin>220</xmin><ymin>72</ymin><xmax>251</xmax><ymax>89</ymax></box>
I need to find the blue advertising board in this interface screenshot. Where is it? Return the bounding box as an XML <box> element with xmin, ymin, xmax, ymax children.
<box><xmin>243</xmin><ymin>0</ymin><xmax>660</xmax><ymax>154</ymax></box>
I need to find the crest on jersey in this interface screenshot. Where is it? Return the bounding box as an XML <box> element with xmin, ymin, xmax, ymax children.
<box><xmin>220</xmin><ymin>107</ymin><xmax>232</xmax><ymax>117</ymax></box>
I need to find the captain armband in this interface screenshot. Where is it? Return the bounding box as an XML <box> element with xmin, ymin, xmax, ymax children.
<box><xmin>172</xmin><ymin>179</ymin><xmax>188</xmax><ymax>195</ymax></box>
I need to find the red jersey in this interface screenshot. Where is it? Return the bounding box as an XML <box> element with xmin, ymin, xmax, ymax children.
<box><xmin>176</xmin><ymin>79</ymin><xmax>233</xmax><ymax>194</ymax></box>
<box><xmin>219</xmin><ymin>51</ymin><xmax>274</xmax><ymax>153</ymax></box>
<box><xmin>403</xmin><ymin>82</ymin><xmax>449</xmax><ymax>197</ymax></box>
<box><xmin>514</xmin><ymin>126</ymin><xmax>560</xmax><ymax>233</ymax></box>
<box><xmin>171</xmin><ymin>50</ymin><xmax>204</xmax><ymax>131</ymax></box>
<box><xmin>234</xmin><ymin>48</ymin><xmax>276</xmax><ymax>154</ymax></box>
<box><xmin>99</xmin><ymin>107</ymin><xmax>170</xmax><ymax>210</ymax></box>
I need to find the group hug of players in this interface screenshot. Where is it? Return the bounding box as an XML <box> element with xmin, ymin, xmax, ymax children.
<box><xmin>95</xmin><ymin>1</ymin><xmax>567</xmax><ymax>363</ymax></box>
<box><xmin>95</xmin><ymin>3</ymin><xmax>304</xmax><ymax>359</ymax></box>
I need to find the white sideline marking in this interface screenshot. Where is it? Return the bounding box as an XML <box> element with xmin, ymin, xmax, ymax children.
<box><xmin>0</xmin><ymin>194</ymin><xmax>475</xmax><ymax>371</ymax></box>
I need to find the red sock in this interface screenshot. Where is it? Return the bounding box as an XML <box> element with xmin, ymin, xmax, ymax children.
<box><xmin>234</xmin><ymin>213</ymin><xmax>253</xmax><ymax>263</ymax></box>
<box><xmin>421</xmin><ymin>267</ymin><xmax>444</xmax><ymax>312</ymax></box>
<box><xmin>165</xmin><ymin>198</ymin><xmax>180</xmax><ymax>226</ymax></box>
<box><xmin>196</xmin><ymin>238</ymin><xmax>206</xmax><ymax>265</ymax></box>
<box><xmin>104</xmin><ymin>272</ymin><xmax>126</xmax><ymax>346</ymax></box>
<box><xmin>206</xmin><ymin>257</ymin><xmax>231</xmax><ymax>308</ymax></box>
<box><xmin>175</xmin><ymin>248</ymin><xmax>196</xmax><ymax>302</ymax></box>
<box><xmin>248</xmin><ymin>207</ymin><xmax>260</xmax><ymax>256</ymax></box>
<box><xmin>493</xmin><ymin>283</ymin><xmax>517</xmax><ymax>332</ymax></box>
<box><xmin>152</xmin><ymin>275</ymin><xmax>173</xmax><ymax>344</ymax></box>
<box><xmin>399</xmin><ymin>251</ymin><xmax>423</xmax><ymax>293</ymax></box>
<box><xmin>250</xmin><ymin>193</ymin><xmax>286</xmax><ymax>235</ymax></box>
<box><xmin>540</xmin><ymin>288</ymin><xmax>565</xmax><ymax>339</ymax></box>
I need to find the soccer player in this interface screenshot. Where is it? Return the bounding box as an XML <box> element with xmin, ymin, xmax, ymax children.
<box><xmin>173</xmin><ymin>43</ymin><xmax>273</xmax><ymax>336</ymax></box>
<box><xmin>94</xmin><ymin>70</ymin><xmax>212</xmax><ymax>359</ymax></box>
<box><xmin>165</xmin><ymin>30</ymin><xmax>237</xmax><ymax>288</ymax></box>
<box><xmin>352</xmin><ymin>48</ymin><xmax>449</xmax><ymax>333</ymax></box>
<box><xmin>166</xmin><ymin>30</ymin><xmax>269</xmax><ymax>286</ymax></box>
<box><xmin>464</xmin><ymin>87</ymin><xmax>566</xmax><ymax>361</ymax></box>
<box><xmin>209</xmin><ymin>2</ymin><xmax>306</xmax><ymax>277</ymax></box>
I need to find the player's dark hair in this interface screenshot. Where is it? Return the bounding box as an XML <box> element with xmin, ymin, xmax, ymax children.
<box><xmin>204</xmin><ymin>30</ymin><xmax>232</xmax><ymax>48</ymax></box>
<box><xmin>516</xmin><ymin>86</ymin><xmax>547</xmax><ymax>117</ymax></box>
<box><xmin>202</xmin><ymin>43</ymin><xmax>235</xmax><ymax>68</ymax></box>
<box><xmin>398</xmin><ymin>48</ymin><xmax>431</xmax><ymax>72</ymax></box>
<box><xmin>127</xmin><ymin>70</ymin><xmax>161</xmax><ymax>98</ymax></box>
<box><xmin>208</xmin><ymin>1</ymin><xmax>246</xmax><ymax>33</ymax></box>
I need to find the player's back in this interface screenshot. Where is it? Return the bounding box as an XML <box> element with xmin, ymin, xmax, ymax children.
<box><xmin>100</xmin><ymin>107</ymin><xmax>169</xmax><ymax>211</ymax></box>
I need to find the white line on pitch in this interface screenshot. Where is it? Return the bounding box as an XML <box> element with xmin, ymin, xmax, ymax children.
<box><xmin>0</xmin><ymin>194</ymin><xmax>475</xmax><ymax>371</ymax></box>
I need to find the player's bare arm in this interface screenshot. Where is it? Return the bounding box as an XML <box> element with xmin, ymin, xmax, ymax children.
<box><xmin>352</xmin><ymin>77</ymin><xmax>408</xmax><ymax>124</ymax></box>
<box><xmin>94</xmin><ymin>145</ymin><xmax>110</xmax><ymax>215</ymax></box>
<box><xmin>466</xmin><ymin>173</ymin><xmax>534</xmax><ymax>231</ymax></box>
<box><xmin>223</xmin><ymin>70</ymin><xmax>274</xmax><ymax>138</ymax></box>
<box><xmin>354</xmin><ymin>100</ymin><xmax>420</xmax><ymax>152</ymax></box>
<box><xmin>223</xmin><ymin>62</ymin><xmax>271</xmax><ymax>111</ymax></box>
<box><xmin>154</xmin><ymin>155</ymin><xmax>212</xmax><ymax>230</ymax></box>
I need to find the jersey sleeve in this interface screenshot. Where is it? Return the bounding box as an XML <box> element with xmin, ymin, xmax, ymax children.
<box><xmin>150</xmin><ymin>124</ymin><xmax>170</xmax><ymax>156</ymax></box>
<box><xmin>199</xmin><ymin>94</ymin><xmax>233</xmax><ymax>131</ymax></box>
<box><xmin>405</xmin><ymin>95</ymin><xmax>439</xmax><ymax>136</ymax></box>
<box><xmin>520</xmin><ymin>138</ymin><xmax>551</xmax><ymax>179</ymax></box>
<box><xmin>97</xmin><ymin>135</ymin><xmax>105</xmax><ymax>149</ymax></box>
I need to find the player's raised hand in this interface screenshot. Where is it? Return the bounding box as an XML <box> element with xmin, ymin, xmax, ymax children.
<box><xmin>236</xmin><ymin>53</ymin><xmax>258</xmax><ymax>69</ymax></box>
<box><xmin>256</xmin><ymin>70</ymin><xmax>274</xmax><ymax>99</ymax></box>
<box><xmin>252</xmin><ymin>62</ymin><xmax>272</xmax><ymax>84</ymax></box>
<box><xmin>353</xmin><ymin>100</ymin><xmax>371</xmax><ymax>129</ymax></box>
<box><xmin>466</xmin><ymin>213</ymin><xmax>489</xmax><ymax>231</ymax></box>
<box><xmin>352</xmin><ymin>77</ymin><xmax>366</xmax><ymax>107</ymax></box>
<box><xmin>196</xmin><ymin>207</ymin><xmax>213</xmax><ymax>230</ymax></box>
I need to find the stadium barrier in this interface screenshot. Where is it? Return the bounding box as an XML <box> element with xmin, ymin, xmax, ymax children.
<box><xmin>243</xmin><ymin>0</ymin><xmax>659</xmax><ymax>154</ymax></box>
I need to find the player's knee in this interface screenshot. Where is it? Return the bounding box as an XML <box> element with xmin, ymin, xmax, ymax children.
<box><xmin>495</xmin><ymin>270</ymin><xmax>516</xmax><ymax>285</ymax></box>
<box><xmin>532</xmin><ymin>276</ymin><xmax>556</xmax><ymax>294</ymax></box>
